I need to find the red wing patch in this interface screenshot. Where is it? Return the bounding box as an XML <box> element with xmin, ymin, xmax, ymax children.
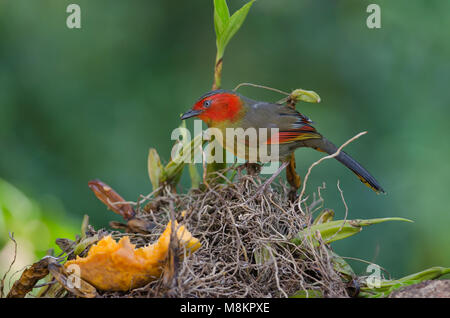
<box><xmin>266</xmin><ymin>130</ymin><xmax>321</xmax><ymax>144</ymax></box>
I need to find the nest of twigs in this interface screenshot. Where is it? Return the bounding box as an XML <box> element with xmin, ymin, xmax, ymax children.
<box><xmin>3</xmin><ymin>168</ymin><xmax>357</xmax><ymax>298</ymax></box>
<box><xmin>75</xmin><ymin>172</ymin><xmax>349</xmax><ymax>298</ymax></box>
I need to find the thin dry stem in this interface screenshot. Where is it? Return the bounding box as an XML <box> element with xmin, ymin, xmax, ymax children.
<box><xmin>298</xmin><ymin>131</ymin><xmax>367</xmax><ymax>213</ymax></box>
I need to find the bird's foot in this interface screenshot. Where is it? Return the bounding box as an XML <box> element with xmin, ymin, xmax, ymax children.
<box><xmin>288</xmin><ymin>188</ymin><xmax>298</xmax><ymax>202</ymax></box>
<box><xmin>236</xmin><ymin>162</ymin><xmax>262</xmax><ymax>177</ymax></box>
<box><xmin>246</xmin><ymin>162</ymin><xmax>262</xmax><ymax>176</ymax></box>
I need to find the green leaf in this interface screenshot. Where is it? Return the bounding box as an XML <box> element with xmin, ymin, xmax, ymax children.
<box><xmin>148</xmin><ymin>148</ymin><xmax>164</xmax><ymax>191</ymax></box>
<box><xmin>205</xmin><ymin>135</ymin><xmax>227</xmax><ymax>182</ymax></box>
<box><xmin>164</xmin><ymin>133</ymin><xmax>205</xmax><ymax>185</ymax></box>
<box><xmin>330</xmin><ymin>250</ymin><xmax>355</xmax><ymax>281</ymax></box>
<box><xmin>359</xmin><ymin>267</ymin><xmax>450</xmax><ymax>298</ymax></box>
<box><xmin>213</xmin><ymin>0</ymin><xmax>230</xmax><ymax>39</ymax></box>
<box><xmin>177</xmin><ymin>120</ymin><xmax>201</xmax><ymax>189</ymax></box>
<box><xmin>189</xmin><ymin>164</ymin><xmax>201</xmax><ymax>189</ymax></box>
<box><xmin>291</xmin><ymin>217</ymin><xmax>412</xmax><ymax>246</ymax></box>
<box><xmin>216</xmin><ymin>0</ymin><xmax>255</xmax><ymax>59</ymax></box>
<box><xmin>73</xmin><ymin>235</ymin><xmax>101</xmax><ymax>256</ymax></box>
<box><xmin>395</xmin><ymin>266</ymin><xmax>450</xmax><ymax>282</ymax></box>
<box><xmin>290</xmin><ymin>88</ymin><xmax>321</xmax><ymax>103</ymax></box>
<box><xmin>312</xmin><ymin>209</ymin><xmax>334</xmax><ymax>225</ymax></box>
<box><xmin>80</xmin><ymin>214</ymin><xmax>89</xmax><ymax>240</ymax></box>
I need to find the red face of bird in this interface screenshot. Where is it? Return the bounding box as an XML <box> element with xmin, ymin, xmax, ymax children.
<box><xmin>181</xmin><ymin>90</ymin><xmax>244</xmax><ymax>126</ymax></box>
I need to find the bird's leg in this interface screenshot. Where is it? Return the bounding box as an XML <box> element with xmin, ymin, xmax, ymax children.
<box><xmin>286</xmin><ymin>154</ymin><xmax>301</xmax><ymax>202</ymax></box>
<box><xmin>236</xmin><ymin>163</ymin><xmax>245</xmax><ymax>179</ymax></box>
<box><xmin>283</xmin><ymin>94</ymin><xmax>302</xmax><ymax>202</ymax></box>
<box><xmin>250</xmin><ymin>161</ymin><xmax>290</xmax><ymax>199</ymax></box>
<box><xmin>236</xmin><ymin>162</ymin><xmax>262</xmax><ymax>178</ymax></box>
<box><xmin>236</xmin><ymin>162</ymin><xmax>249</xmax><ymax>180</ymax></box>
<box><xmin>245</xmin><ymin>162</ymin><xmax>262</xmax><ymax>176</ymax></box>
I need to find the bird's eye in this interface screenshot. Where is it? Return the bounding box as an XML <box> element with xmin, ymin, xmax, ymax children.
<box><xmin>203</xmin><ymin>100</ymin><xmax>212</xmax><ymax>108</ymax></box>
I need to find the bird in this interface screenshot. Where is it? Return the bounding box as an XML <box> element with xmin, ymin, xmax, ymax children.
<box><xmin>181</xmin><ymin>89</ymin><xmax>385</xmax><ymax>194</ymax></box>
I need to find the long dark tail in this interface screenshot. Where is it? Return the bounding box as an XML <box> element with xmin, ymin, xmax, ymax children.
<box><xmin>304</xmin><ymin>137</ymin><xmax>385</xmax><ymax>194</ymax></box>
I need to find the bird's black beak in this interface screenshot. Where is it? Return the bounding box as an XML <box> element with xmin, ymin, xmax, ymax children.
<box><xmin>180</xmin><ymin>109</ymin><xmax>203</xmax><ymax>120</ymax></box>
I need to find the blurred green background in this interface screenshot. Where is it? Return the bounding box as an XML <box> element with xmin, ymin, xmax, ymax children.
<box><xmin>0</xmin><ymin>0</ymin><xmax>449</xmax><ymax>282</ymax></box>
